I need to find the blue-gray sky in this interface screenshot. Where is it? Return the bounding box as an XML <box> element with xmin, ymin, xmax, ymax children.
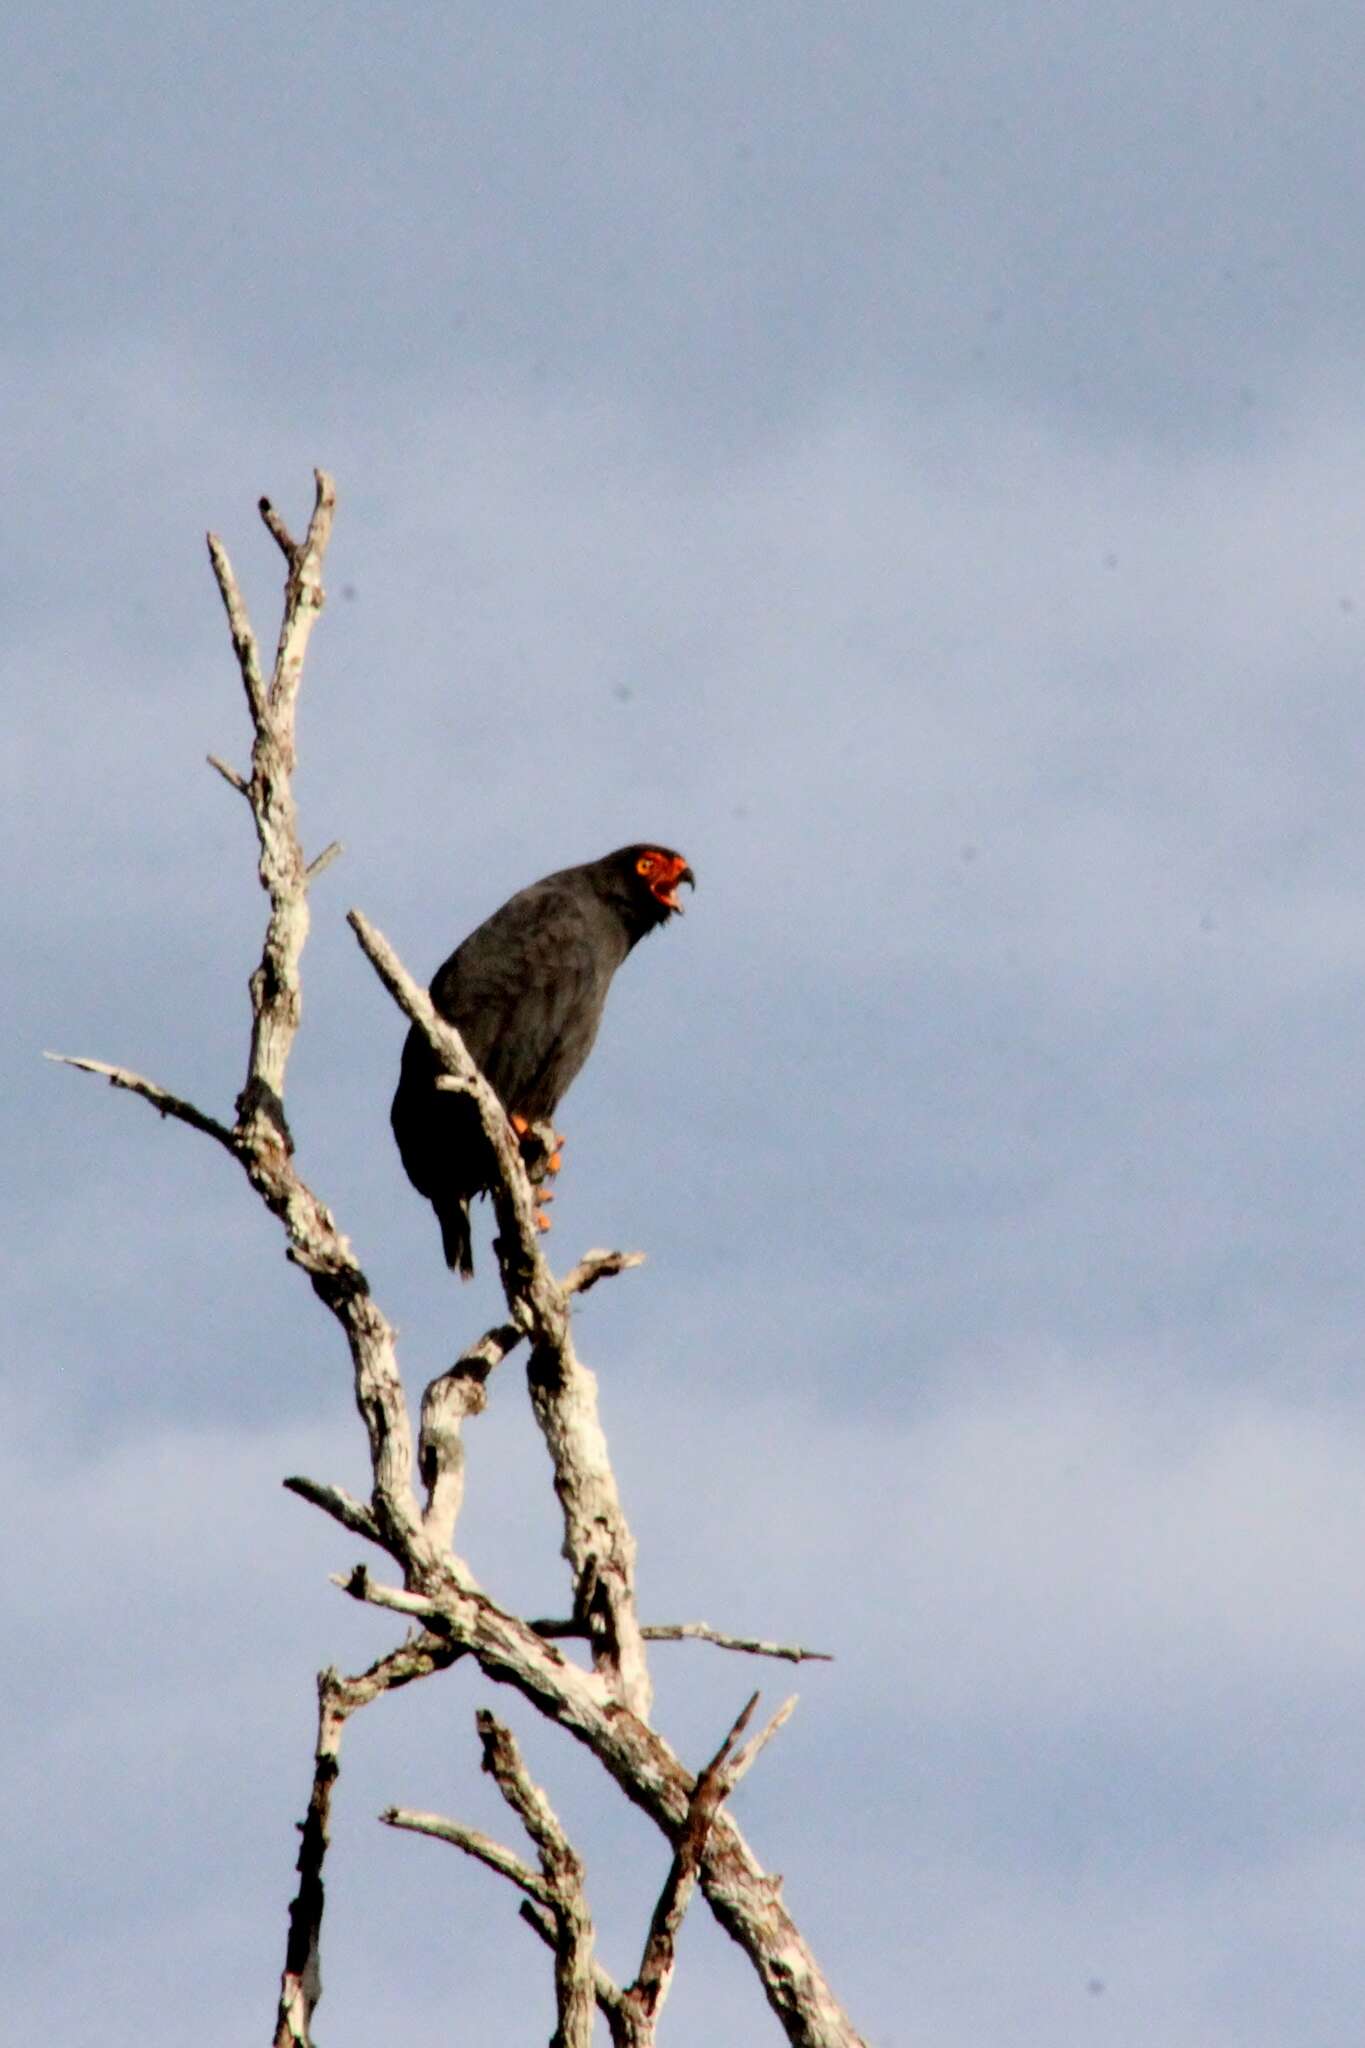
<box><xmin>8</xmin><ymin>5</ymin><xmax>1365</xmax><ymax>2042</ymax></box>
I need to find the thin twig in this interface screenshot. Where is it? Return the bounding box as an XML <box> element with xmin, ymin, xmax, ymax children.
<box><xmin>477</xmin><ymin>1711</ymin><xmax>597</xmax><ymax>2048</ymax></box>
<box><xmin>273</xmin><ymin>1634</ymin><xmax>456</xmax><ymax>2048</ymax></box>
<box><xmin>305</xmin><ymin>839</ymin><xmax>343</xmax><ymax>882</ymax></box>
<box><xmin>331</xmin><ymin>1569</ymin><xmax>446</xmax><ymax>1619</ymax></box>
<box><xmin>259</xmin><ymin>493</ymin><xmax>298</xmax><ymax>561</ymax></box>
<box><xmin>331</xmin><ymin>1556</ymin><xmax>499</xmax><ymax>1621</ymax></box>
<box><xmin>206</xmin><ymin>531</ymin><xmax>268</xmax><ymax>725</ymax></box>
<box><xmin>561</xmin><ymin>1247</ymin><xmax>647</xmax><ymax>1294</ymax></box>
<box><xmin>389</xmin><ymin>1811</ymin><xmax>630</xmax><ymax>2041</ymax></box>
<box><xmin>529</xmin><ymin>1616</ymin><xmax>832</xmax><ymax>1663</ymax></box>
<box><xmin>282</xmin><ymin>1475</ymin><xmax>383</xmax><ymax>1545</ymax></box>
<box><xmin>44</xmin><ymin>1052</ymin><xmax>236</xmax><ymax>1150</ymax></box>
<box><xmin>207</xmin><ymin>751</ymin><xmax>249</xmax><ymax>795</ymax></box>
<box><xmin>431</xmin><ymin>1248</ymin><xmax>642</xmax><ymax>1409</ymax></box>
<box><xmin>643</xmin><ymin>1622</ymin><xmax>832</xmax><ymax>1664</ymax></box>
<box><xmin>620</xmin><ymin>1690</ymin><xmax>791</xmax><ymax>2038</ymax></box>
<box><xmin>728</xmin><ymin>1694</ymin><xmax>800</xmax><ymax>1786</ymax></box>
<box><xmin>382</xmin><ymin>1807</ymin><xmax>549</xmax><ymax>1900</ymax></box>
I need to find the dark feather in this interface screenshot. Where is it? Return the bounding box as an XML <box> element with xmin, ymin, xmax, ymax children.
<box><xmin>391</xmin><ymin>844</ymin><xmax>692</xmax><ymax>1277</ymax></box>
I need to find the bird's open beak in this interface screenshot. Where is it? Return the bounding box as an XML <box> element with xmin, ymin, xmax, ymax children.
<box><xmin>657</xmin><ymin>859</ymin><xmax>696</xmax><ymax>914</ymax></box>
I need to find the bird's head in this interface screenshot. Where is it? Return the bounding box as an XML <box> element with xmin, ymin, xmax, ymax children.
<box><xmin>594</xmin><ymin>844</ymin><xmax>696</xmax><ymax>936</ymax></box>
<box><xmin>630</xmin><ymin>845</ymin><xmax>695</xmax><ymax>915</ymax></box>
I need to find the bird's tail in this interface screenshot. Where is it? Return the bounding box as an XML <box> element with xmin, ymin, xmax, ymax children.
<box><xmin>438</xmin><ymin>1199</ymin><xmax>475</xmax><ymax>1280</ymax></box>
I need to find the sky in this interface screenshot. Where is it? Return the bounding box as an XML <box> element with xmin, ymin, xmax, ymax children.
<box><xmin>6</xmin><ymin>4</ymin><xmax>1365</xmax><ymax>2042</ymax></box>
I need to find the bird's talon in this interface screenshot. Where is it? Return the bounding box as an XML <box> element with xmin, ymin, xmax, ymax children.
<box><xmin>534</xmin><ymin>1207</ymin><xmax>553</xmax><ymax>1233</ymax></box>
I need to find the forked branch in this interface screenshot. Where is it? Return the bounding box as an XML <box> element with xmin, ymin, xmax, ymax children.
<box><xmin>275</xmin><ymin>1635</ymin><xmax>457</xmax><ymax>2048</ymax></box>
<box><xmin>386</xmin><ymin>1690</ymin><xmax>796</xmax><ymax>2048</ymax></box>
<box><xmin>53</xmin><ymin>474</ymin><xmax>868</xmax><ymax>2048</ymax></box>
<box><xmin>347</xmin><ymin>908</ymin><xmax>653</xmax><ymax>1719</ymax></box>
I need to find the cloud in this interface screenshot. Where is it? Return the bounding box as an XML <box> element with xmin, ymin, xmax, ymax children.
<box><xmin>13</xmin><ymin>110</ymin><xmax>1365</xmax><ymax>2033</ymax></box>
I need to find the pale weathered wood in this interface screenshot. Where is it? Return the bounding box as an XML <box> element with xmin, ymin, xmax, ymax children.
<box><xmin>274</xmin><ymin>1637</ymin><xmax>457</xmax><ymax>2048</ymax></box>
<box><xmin>348</xmin><ymin>908</ymin><xmax>654</xmax><ymax>1721</ymax></box>
<box><xmin>476</xmin><ymin>1713</ymin><xmax>598</xmax><ymax>2048</ymax></box>
<box><xmin>55</xmin><ymin>473</ymin><xmax>869</xmax><ymax>2048</ymax></box>
<box><xmin>531</xmin><ymin>1616</ymin><xmax>834</xmax><ymax>1665</ymax></box>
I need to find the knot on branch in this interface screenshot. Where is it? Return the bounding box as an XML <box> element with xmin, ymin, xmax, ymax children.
<box><xmin>526</xmin><ymin>1339</ymin><xmax>569</xmax><ymax>1396</ymax></box>
<box><xmin>235</xmin><ymin>1076</ymin><xmax>295</xmax><ymax>1152</ymax></box>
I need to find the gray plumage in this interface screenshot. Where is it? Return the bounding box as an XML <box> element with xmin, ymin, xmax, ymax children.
<box><xmin>391</xmin><ymin>843</ymin><xmax>693</xmax><ymax>1275</ymax></box>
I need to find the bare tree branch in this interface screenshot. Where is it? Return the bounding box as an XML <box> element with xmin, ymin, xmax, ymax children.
<box><xmin>560</xmin><ymin>1247</ymin><xmax>648</xmax><ymax>1294</ymax></box>
<box><xmin>327</xmin><ymin>1550</ymin><xmax>858</xmax><ymax>2042</ymax></box>
<box><xmin>476</xmin><ymin>1712</ymin><xmax>597</xmax><ymax>2048</ymax></box>
<box><xmin>274</xmin><ymin>1635</ymin><xmax>456</xmax><ymax>2047</ymax></box>
<box><xmin>231</xmin><ymin>473</ymin><xmax>333</xmax><ymax>1142</ymax></box>
<box><xmin>207</xmin><ymin>751</ymin><xmax>249</xmax><ymax>795</ymax></box>
<box><xmin>644</xmin><ymin>1624</ymin><xmax>829</xmax><ymax>1665</ymax></box>
<box><xmin>519</xmin><ymin>1902</ymin><xmax>634</xmax><ymax>2048</ymax></box>
<box><xmin>206</xmin><ymin>531</ymin><xmax>267</xmax><ymax>726</ymax></box>
<box><xmin>391</xmin><ymin>1832</ymin><xmax>630</xmax><ymax>2044</ymax></box>
<box><xmin>273</xmin><ymin>1671</ymin><xmax>345</xmax><ymax>2048</ymax></box>
<box><xmin>42</xmin><ymin>1052</ymin><xmax>237</xmax><ymax>1150</ymax></box>
<box><xmin>644</xmin><ymin>1622</ymin><xmax>831</xmax><ymax>1664</ymax></box>
<box><xmin>304</xmin><ymin>838</ymin><xmax>344</xmax><ymax>883</ymax></box>
<box><xmin>57</xmin><ymin>473</ymin><xmax>869</xmax><ymax>2048</ymax></box>
<box><xmin>383</xmin><ymin>1806</ymin><xmax>550</xmax><ymax>1900</ymax></box>
<box><xmin>258</xmin><ymin>491</ymin><xmax>298</xmax><ymax>562</ymax></box>
<box><xmin>451</xmin><ymin>1316</ymin><xmax>526</xmax><ymax>1376</ymax></box>
<box><xmin>282</xmin><ymin>1474</ymin><xmax>384</xmax><ymax>1545</ymax></box>
<box><xmin>418</xmin><ymin>1351</ymin><xmax>491</xmax><ymax>1552</ymax></box>
<box><xmin>727</xmin><ymin>1693</ymin><xmax>800</xmax><ymax>1786</ymax></box>
<box><xmin>620</xmin><ymin>1691</ymin><xmax>794</xmax><ymax>2039</ymax></box>
<box><xmin>347</xmin><ymin>907</ymin><xmax>653</xmax><ymax>1719</ymax></box>
<box><xmin>530</xmin><ymin>1616</ymin><xmax>833</xmax><ymax>1663</ymax></box>
<box><xmin>345</xmin><ymin>908</ymin><xmax>535</xmax><ymax>1229</ymax></box>
<box><xmin>333</xmin><ymin>1566</ymin><xmax>440</xmax><ymax>1619</ymax></box>
<box><xmin>417</xmin><ymin>1250</ymin><xmax>643</xmax><ymax>1554</ymax></box>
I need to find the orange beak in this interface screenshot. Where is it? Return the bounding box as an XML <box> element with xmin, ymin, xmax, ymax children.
<box><xmin>653</xmin><ymin>856</ymin><xmax>696</xmax><ymax>913</ymax></box>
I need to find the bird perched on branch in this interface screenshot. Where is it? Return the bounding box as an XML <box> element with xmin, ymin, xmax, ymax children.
<box><xmin>391</xmin><ymin>843</ymin><xmax>695</xmax><ymax>1277</ymax></box>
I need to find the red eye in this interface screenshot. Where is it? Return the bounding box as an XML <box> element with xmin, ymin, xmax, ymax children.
<box><xmin>636</xmin><ymin>854</ymin><xmax>655</xmax><ymax>877</ymax></box>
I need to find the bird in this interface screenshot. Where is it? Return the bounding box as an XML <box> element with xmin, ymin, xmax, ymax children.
<box><xmin>391</xmin><ymin>843</ymin><xmax>695</xmax><ymax>1277</ymax></box>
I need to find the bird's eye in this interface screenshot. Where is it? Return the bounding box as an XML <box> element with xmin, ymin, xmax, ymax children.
<box><xmin>636</xmin><ymin>854</ymin><xmax>656</xmax><ymax>877</ymax></box>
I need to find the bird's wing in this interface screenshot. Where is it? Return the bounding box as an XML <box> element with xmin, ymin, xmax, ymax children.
<box><xmin>429</xmin><ymin>880</ymin><xmax>626</xmax><ymax>1114</ymax></box>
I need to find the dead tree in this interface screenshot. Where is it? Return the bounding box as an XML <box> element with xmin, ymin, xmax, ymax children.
<box><xmin>51</xmin><ymin>472</ymin><xmax>867</xmax><ymax>2048</ymax></box>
